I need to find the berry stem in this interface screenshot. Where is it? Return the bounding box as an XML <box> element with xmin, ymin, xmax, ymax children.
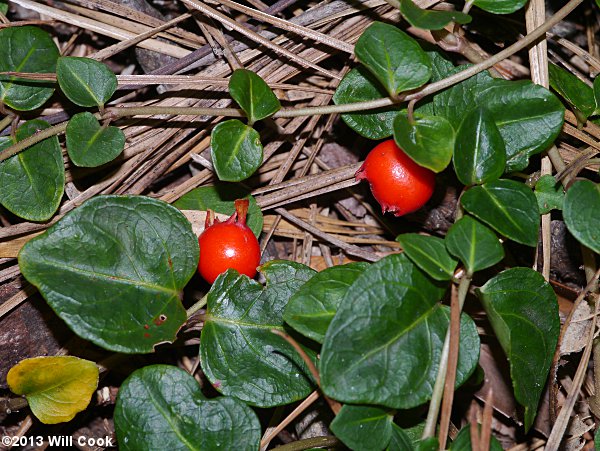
<box><xmin>234</xmin><ymin>199</ymin><xmax>250</xmax><ymax>225</ymax></box>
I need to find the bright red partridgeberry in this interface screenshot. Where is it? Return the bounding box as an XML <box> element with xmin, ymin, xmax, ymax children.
<box><xmin>198</xmin><ymin>199</ymin><xmax>261</xmax><ymax>284</ymax></box>
<box><xmin>356</xmin><ymin>139</ymin><xmax>435</xmax><ymax>217</ymax></box>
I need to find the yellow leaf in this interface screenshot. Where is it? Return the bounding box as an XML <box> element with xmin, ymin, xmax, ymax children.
<box><xmin>7</xmin><ymin>356</ymin><xmax>99</xmax><ymax>424</ymax></box>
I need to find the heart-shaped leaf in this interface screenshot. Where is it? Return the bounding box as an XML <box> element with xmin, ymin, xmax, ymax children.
<box><xmin>0</xmin><ymin>119</ymin><xmax>64</xmax><ymax>222</ymax></box>
<box><xmin>56</xmin><ymin>57</ymin><xmax>117</xmax><ymax>108</ymax></box>
<box><xmin>173</xmin><ymin>184</ymin><xmax>263</xmax><ymax>237</ymax></box>
<box><xmin>320</xmin><ymin>254</ymin><xmax>479</xmax><ymax>409</ymax></box>
<box><xmin>400</xmin><ymin>0</ymin><xmax>471</xmax><ymax>30</ymax></box>
<box><xmin>284</xmin><ymin>262</ymin><xmax>369</xmax><ymax>343</ymax></box>
<box><xmin>475</xmin><ymin>80</ymin><xmax>564</xmax><ymax>172</ymax></box>
<box><xmin>229</xmin><ymin>69</ymin><xmax>281</xmax><ymax>124</ymax></box>
<box><xmin>331</xmin><ymin>405</ymin><xmax>395</xmax><ymax>451</ymax></box>
<box><xmin>388</xmin><ymin>424</ymin><xmax>414</xmax><ymax>451</ymax></box>
<box><xmin>18</xmin><ymin>196</ymin><xmax>199</xmax><ymax>353</ymax></box>
<box><xmin>396</xmin><ymin>233</ymin><xmax>457</xmax><ymax>281</ymax></box>
<box><xmin>66</xmin><ymin>112</ymin><xmax>125</xmax><ymax>167</ymax></box>
<box><xmin>549</xmin><ymin>62</ymin><xmax>595</xmax><ymax>119</ymax></box>
<box><xmin>477</xmin><ymin>268</ymin><xmax>559</xmax><ymax>431</ymax></box>
<box><xmin>333</xmin><ymin>67</ymin><xmax>403</xmax><ymax>139</ymax></box>
<box><xmin>535</xmin><ymin>174</ymin><xmax>564</xmax><ymax>214</ymax></box>
<box><xmin>200</xmin><ymin>261</ymin><xmax>316</xmax><ymax>407</ymax></box>
<box><xmin>7</xmin><ymin>356</ymin><xmax>98</xmax><ymax>424</ymax></box>
<box><xmin>0</xmin><ymin>26</ymin><xmax>59</xmax><ymax>111</ymax></box>
<box><xmin>472</xmin><ymin>0</ymin><xmax>527</xmax><ymax>14</ymax></box>
<box><xmin>453</xmin><ymin>106</ymin><xmax>506</xmax><ymax>186</ymax></box>
<box><xmin>355</xmin><ymin>22</ymin><xmax>431</xmax><ymax>97</ymax></box>
<box><xmin>445</xmin><ymin>216</ymin><xmax>504</xmax><ymax>274</ymax></box>
<box><xmin>114</xmin><ymin>365</ymin><xmax>260</xmax><ymax>450</ymax></box>
<box><xmin>393</xmin><ymin>113</ymin><xmax>454</xmax><ymax>173</ymax></box>
<box><xmin>461</xmin><ymin>179</ymin><xmax>540</xmax><ymax>247</ymax></box>
<box><xmin>563</xmin><ymin>180</ymin><xmax>600</xmax><ymax>253</ymax></box>
<box><xmin>211</xmin><ymin>119</ymin><xmax>263</xmax><ymax>182</ymax></box>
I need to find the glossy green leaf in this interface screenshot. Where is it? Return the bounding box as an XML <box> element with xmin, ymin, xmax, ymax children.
<box><xmin>416</xmin><ymin>438</ymin><xmax>439</xmax><ymax>451</ymax></box>
<box><xmin>461</xmin><ymin>179</ymin><xmax>540</xmax><ymax>247</ymax></box>
<box><xmin>115</xmin><ymin>365</ymin><xmax>260</xmax><ymax>451</ymax></box>
<box><xmin>0</xmin><ymin>120</ymin><xmax>64</xmax><ymax>222</ymax></box>
<box><xmin>355</xmin><ymin>22</ymin><xmax>431</xmax><ymax>96</ymax></box>
<box><xmin>475</xmin><ymin>80</ymin><xmax>565</xmax><ymax>172</ymax></box>
<box><xmin>229</xmin><ymin>69</ymin><xmax>280</xmax><ymax>123</ymax></box>
<box><xmin>535</xmin><ymin>174</ymin><xmax>564</xmax><ymax>214</ymax></box>
<box><xmin>211</xmin><ymin>119</ymin><xmax>263</xmax><ymax>182</ymax></box>
<box><xmin>563</xmin><ymin>180</ymin><xmax>600</xmax><ymax>254</ymax></box>
<box><xmin>400</xmin><ymin>0</ymin><xmax>471</xmax><ymax>30</ymax></box>
<box><xmin>200</xmin><ymin>261</ymin><xmax>316</xmax><ymax>407</ymax></box>
<box><xmin>477</xmin><ymin>268</ymin><xmax>559</xmax><ymax>431</ymax></box>
<box><xmin>396</xmin><ymin>233</ymin><xmax>457</xmax><ymax>281</ymax></box>
<box><xmin>433</xmin><ymin>68</ymin><xmax>495</xmax><ymax>128</ymax></box>
<box><xmin>7</xmin><ymin>356</ymin><xmax>98</xmax><ymax>424</ymax></box>
<box><xmin>18</xmin><ymin>196</ymin><xmax>199</xmax><ymax>353</ymax></box>
<box><xmin>0</xmin><ymin>26</ymin><xmax>59</xmax><ymax>111</ymax></box>
<box><xmin>549</xmin><ymin>62</ymin><xmax>595</xmax><ymax>118</ymax></box>
<box><xmin>333</xmin><ymin>67</ymin><xmax>403</xmax><ymax>139</ymax></box>
<box><xmin>0</xmin><ymin>1</ymin><xmax>7</xmax><ymax>14</ymax></box>
<box><xmin>173</xmin><ymin>184</ymin><xmax>263</xmax><ymax>237</ymax></box>
<box><xmin>393</xmin><ymin>113</ymin><xmax>454</xmax><ymax>172</ymax></box>
<box><xmin>453</xmin><ymin>106</ymin><xmax>506</xmax><ymax>185</ymax></box>
<box><xmin>387</xmin><ymin>424</ymin><xmax>414</xmax><ymax>451</ymax></box>
<box><xmin>331</xmin><ymin>405</ymin><xmax>395</xmax><ymax>451</ymax></box>
<box><xmin>320</xmin><ymin>254</ymin><xmax>479</xmax><ymax>409</ymax></box>
<box><xmin>445</xmin><ymin>216</ymin><xmax>504</xmax><ymax>274</ymax></box>
<box><xmin>56</xmin><ymin>57</ymin><xmax>117</xmax><ymax>107</ymax></box>
<box><xmin>472</xmin><ymin>0</ymin><xmax>527</xmax><ymax>14</ymax></box>
<box><xmin>450</xmin><ymin>425</ymin><xmax>503</xmax><ymax>451</ymax></box>
<box><xmin>66</xmin><ymin>112</ymin><xmax>125</xmax><ymax>167</ymax></box>
<box><xmin>593</xmin><ymin>76</ymin><xmax>600</xmax><ymax>116</ymax></box>
<box><xmin>284</xmin><ymin>262</ymin><xmax>369</xmax><ymax>343</ymax></box>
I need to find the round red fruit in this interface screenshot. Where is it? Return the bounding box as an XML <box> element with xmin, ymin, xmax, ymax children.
<box><xmin>198</xmin><ymin>199</ymin><xmax>261</xmax><ymax>284</ymax></box>
<box><xmin>356</xmin><ymin>139</ymin><xmax>435</xmax><ymax>216</ymax></box>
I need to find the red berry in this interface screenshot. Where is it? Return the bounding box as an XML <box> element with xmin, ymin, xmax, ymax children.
<box><xmin>356</xmin><ymin>139</ymin><xmax>435</xmax><ymax>216</ymax></box>
<box><xmin>198</xmin><ymin>199</ymin><xmax>261</xmax><ymax>284</ymax></box>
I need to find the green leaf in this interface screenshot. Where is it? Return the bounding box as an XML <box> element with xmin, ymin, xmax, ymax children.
<box><xmin>0</xmin><ymin>119</ymin><xmax>64</xmax><ymax>222</ymax></box>
<box><xmin>445</xmin><ymin>216</ymin><xmax>504</xmax><ymax>274</ymax></box>
<box><xmin>173</xmin><ymin>184</ymin><xmax>263</xmax><ymax>237</ymax></box>
<box><xmin>416</xmin><ymin>438</ymin><xmax>439</xmax><ymax>451</ymax></box>
<box><xmin>453</xmin><ymin>106</ymin><xmax>506</xmax><ymax>186</ymax></box>
<box><xmin>200</xmin><ymin>261</ymin><xmax>316</xmax><ymax>407</ymax></box>
<box><xmin>7</xmin><ymin>356</ymin><xmax>98</xmax><ymax>424</ymax></box>
<box><xmin>355</xmin><ymin>22</ymin><xmax>431</xmax><ymax>97</ymax></box>
<box><xmin>0</xmin><ymin>1</ymin><xmax>7</xmax><ymax>14</ymax></box>
<box><xmin>400</xmin><ymin>0</ymin><xmax>471</xmax><ymax>30</ymax></box>
<box><xmin>56</xmin><ymin>57</ymin><xmax>117</xmax><ymax>108</ymax></box>
<box><xmin>211</xmin><ymin>119</ymin><xmax>263</xmax><ymax>182</ymax></box>
<box><xmin>395</xmin><ymin>233</ymin><xmax>457</xmax><ymax>281</ymax></box>
<box><xmin>477</xmin><ymin>268</ymin><xmax>559</xmax><ymax>431</ymax></box>
<box><xmin>596</xmin><ymin>427</ymin><xmax>600</xmax><ymax>451</ymax></box>
<box><xmin>66</xmin><ymin>112</ymin><xmax>125</xmax><ymax>167</ymax></box>
<box><xmin>472</xmin><ymin>0</ymin><xmax>527</xmax><ymax>14</ymax></box>
<box><xmin>387</xmin><ymin>424</ymin><xmax>415</xmax><ymax>451</ymax></box>
<box><xmin>0</xmin><ymin>26</ymin><xmax>59</xmax><ymax>111</ymax></box>
<box><xmin>450</xmin><ymin>425</ymin><xmax>503</xmax><ymax>451</ymax></box>
<box><xmin>333</xmin><ymin>67</ymin><xmax>403</xmax><ymax>140</ymax></box>
<box><xmin>593</xmin><ymin>76</ymin><xmax>600</xmax><ymax>116</ymax></box>
<box><xmin>563</xmin><ymin>180</ymin><xmax>600</xmax><ymax>254</ymax></box>
<box><xmin>18</xmin><ymin>196</ymin><xmax>199</xmax><ymax>353</ymax></box>
<box><xmin>535</xmin><ymin>174</ymin><xmax>564</xmax><ymax>214</ymax></box>
<box><xmin>229</xmin><ymin>69</ymin><xmax>280</xmax><ymax>124</ymax></box>
<box><xmin>114</xmin><ymin>365</ymin><xmax>260</xmax><ymax>451</ymax></box>
<box><xmin>331</xmin><ymin>405</ymin><xmax>395</xmax><ymax>451</ymax></box>
<box><xmin>393</xmin><ymin>113</ymin><xmax>454</xmax><ymax>173</ymax></box>
<box><xmin>475</xmin><ymin>80</ymin><xmax>565</xmax><ymax>172</ymax></box>
<box><xmin>461</xmin><ymin>179</ymin><xmax>540</xmax><ymax>247</ymax></box>
<box><xmin>320</xmin><ymin>254</ymin><xmax>479</xmax><ymax>409</ymax></box>
<box><xmin>549</xmin><ymin>62</ymin><xmax>595</xmax><ymax>118</ymax></box>
<box><xmin>284</xmin><ymin>262</ymin><xmax>369</xmax><ymax>343</ymax></box>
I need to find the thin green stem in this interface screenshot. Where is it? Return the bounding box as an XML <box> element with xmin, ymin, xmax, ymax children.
<box><xmin>422</xmin><ymin>273</ymin><xmax>472</xmax><ymax>439</ymax></box>
<box><xmin>186</xmin><ymin>294</ymin><xmax>208</xmax><ymax>318</ymax></box>
<box><xmin>0</xmin><ymin>115</ymin><xmax>14</xmax><ymax>134</ymax></box>
<box><xmin>273</xmin><ymin>436</ymin><xmax>341</xmax><ymax>451</ymax></box>
<box><xmin>0</xmin><ymin>122</ymin><xmax>67</xmax><ymax>162</ymax></box>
